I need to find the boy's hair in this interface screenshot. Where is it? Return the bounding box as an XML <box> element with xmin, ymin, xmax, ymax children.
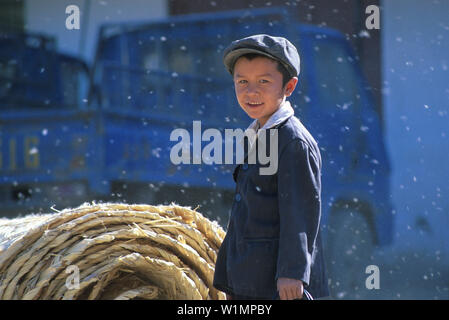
<box><xmin>232</xmin><ymin>53</ymin><xmax>292</xmax><ymax>88</ymax></box>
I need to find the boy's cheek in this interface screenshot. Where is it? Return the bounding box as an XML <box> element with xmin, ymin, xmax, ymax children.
<box><xmin>234</xmin><ymin>87</ymin><xmax>243</xmax><ymax>97</ymax></box>
<box><xmin>235</xmin><ymin>96</ymin><xmax>246</xmax><ymax>108</ymax></box>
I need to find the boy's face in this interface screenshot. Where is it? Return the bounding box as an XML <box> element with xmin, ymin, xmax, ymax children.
<box><xmin>233</xmin><ymin>56</ymin><xmax>298</xmax><ymax>128</ymax></box>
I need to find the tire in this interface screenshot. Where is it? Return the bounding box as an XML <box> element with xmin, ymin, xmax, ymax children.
<box><xmin>325</xmin><ymin>208</ymin><xmax>376</xmax><ymax>299</ymax></box>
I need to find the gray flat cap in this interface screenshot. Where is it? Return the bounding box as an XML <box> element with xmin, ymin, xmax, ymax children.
<box><xmin>223</xmin><ymin>34</ymin><xmax>300</xmax><ymax>78</ymax></box>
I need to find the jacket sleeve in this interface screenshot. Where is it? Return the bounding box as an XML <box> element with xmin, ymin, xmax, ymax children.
<box><xmin>276</xmin><ymin>138</ymin><xmax>322</xmax><ymax>286</ymax></box>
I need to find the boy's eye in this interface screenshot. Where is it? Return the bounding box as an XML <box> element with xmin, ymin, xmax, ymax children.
<box><xmin>236</xmin><ymin>79</ymin><xmax>268</xmax><ymax>84</ymax></box>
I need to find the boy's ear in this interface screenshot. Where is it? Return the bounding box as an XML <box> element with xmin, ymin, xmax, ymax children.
<box><xmin>284</xmin><ymin>77</ymin><xmax>298</xmax><ymax>97</ymax></box>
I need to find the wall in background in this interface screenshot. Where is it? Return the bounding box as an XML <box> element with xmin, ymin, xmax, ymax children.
<box><xmin>24</xmin><ymin>0</ymin><xmax>168</xmax><ymax>63</ymax></box>
<box><xmin>382</xmin><ymin>0</ymin><xmax>449</xmax><ymax>262</ymax></box>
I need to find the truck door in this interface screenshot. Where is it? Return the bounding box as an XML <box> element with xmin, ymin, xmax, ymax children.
<box><xmin>302</xmin><ymin>29</ymin><xmax>393</xmax><ymax>298</ymax></box>
<box><xmin>306</xmin><ymin>33</ymin><xmax>363</xmax><ymax>183</ymax></box>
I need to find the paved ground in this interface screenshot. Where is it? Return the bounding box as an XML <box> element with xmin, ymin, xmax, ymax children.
<box><xmin>333</xmin><ymin>247</ymin><xmax>449</xmax><ymax>300</ymax></box>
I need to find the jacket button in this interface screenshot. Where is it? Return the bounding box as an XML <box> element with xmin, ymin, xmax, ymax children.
<box><xmin>235</xmin><ymin>193</ymin><xmax>241</xmax><ymax>202</ymax></box>
<box><xmin>242</xmin><ymin>163</ymin><xmax>249</xmax><ymax>170</ymax></box>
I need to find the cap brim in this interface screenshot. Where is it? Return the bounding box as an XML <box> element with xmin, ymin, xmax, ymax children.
<box><xmin>223</xmin><ymin>48</ymin><xmax>280</xmax><ymax>75</ymax></box>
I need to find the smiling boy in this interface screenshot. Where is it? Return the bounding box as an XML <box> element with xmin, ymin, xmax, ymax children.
<box><xmin>213</xmin><ymin>34</ymin><xmax>329</xmax><ymax>300</ymax></box>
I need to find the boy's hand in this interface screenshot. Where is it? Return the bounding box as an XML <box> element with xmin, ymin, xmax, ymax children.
<box><xmin>277</xmin><ymin>278</ymin><xmax>303</xmax><ymax>300</ymax></box>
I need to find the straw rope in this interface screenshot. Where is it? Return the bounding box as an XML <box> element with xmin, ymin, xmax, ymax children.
<box><xmin>0</xmin><ymin>202</ymin><xmax>226</xmax><ymax>300</ymax></box>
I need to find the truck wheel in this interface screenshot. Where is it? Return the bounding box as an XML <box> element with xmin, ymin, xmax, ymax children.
<box><xmin>325</xmin><ymin>208</ymin><xmax>376</xmax><ymax>299</ymax></box>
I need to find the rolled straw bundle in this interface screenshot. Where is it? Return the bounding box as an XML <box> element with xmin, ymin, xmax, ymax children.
<box><xmin>0</xmin><ymin>202</ymin><xmax>226</xmax><ymax>300</ymax></box>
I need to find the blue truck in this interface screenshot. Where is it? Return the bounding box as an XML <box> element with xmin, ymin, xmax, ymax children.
<box><xmin>0</xmin><ymin>7</ymin><xmax>393</xmax><ymax>298</ymax></box>
<box><xmin>0</xmin><ymin>31</ymin><xmax>92</xmax><ymax>214</ymax></box>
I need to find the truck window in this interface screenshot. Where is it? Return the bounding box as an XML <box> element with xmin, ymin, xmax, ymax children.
<box><xmin>0</xmin><ymin>38</ymin><xmax>55</xmax><ymax>108</ymax></box>
<box><xmin>138</xmin><ymin>37</ymin><xmax>193</xmax><ymax>74</ymax></box>
<box><xmin>197</xmin><ymin>39</ymin><xmax>230</xmax><ymax>79</ymax></box>
<box><xmin>98</xmin><ymin>30</ymin><xmax>233</xmax><ymax>121</ymax></box>
<box><xmin>59</xmin><ymin>58</ymin><xmax>89</xmax><ymax>108</ymax></box>
<box><xmin>167</xmin><ymin>42</ymin><xmax>193</xmax><ymax>74</ymax></box>
<box><xmin>142</xmin><ymin>46</ymin><xmax>159</xmax><ymax>71</ymax></box>
<box><xmin>1</xmin><ymin>34</ymin><xmax>88</xmax><ymax>109</ymax></box>
<box><xmin>98</xmin><ymin>34</ymin><xmax>121</xmax><ymax>63</ymax></box>
<box><xmin>0</xmin><ymin>56</ymin><xmax>18</xmax><ymax>100</ymax></box>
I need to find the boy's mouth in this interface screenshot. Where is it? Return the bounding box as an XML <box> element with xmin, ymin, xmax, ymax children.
<box><xmin>246</xmin><ymin>101</ymin><xmax>264</xmax><ymax>108</ymax></box>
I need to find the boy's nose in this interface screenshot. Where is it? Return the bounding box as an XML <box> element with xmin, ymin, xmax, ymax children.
<box><xmin>246</xmin><ymin>83</ymin><xmax>259</xmax><ymax>94</ymax></box>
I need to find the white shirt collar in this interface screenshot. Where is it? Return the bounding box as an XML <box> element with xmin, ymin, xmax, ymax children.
<box><xmin>244</xmin><ymin>100</ymin><xmax>295</xmax><ymax>151</ymax></box>
<box><xmin>246</xmin><ymin>100</ymin><xmax>295</xmax><ymax>132</ymax></box>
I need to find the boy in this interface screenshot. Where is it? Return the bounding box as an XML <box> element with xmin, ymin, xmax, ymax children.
<box><xmin>213</xmin><ymin>34</ymin><xmax>329</xmax><ymax>300</ymax></box>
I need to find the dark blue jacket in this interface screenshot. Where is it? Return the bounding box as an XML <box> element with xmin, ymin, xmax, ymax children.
<box><xmin>213</xmin><ymin>115</ymin><xmax>329</xmax><ymax>299</ymax></box>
